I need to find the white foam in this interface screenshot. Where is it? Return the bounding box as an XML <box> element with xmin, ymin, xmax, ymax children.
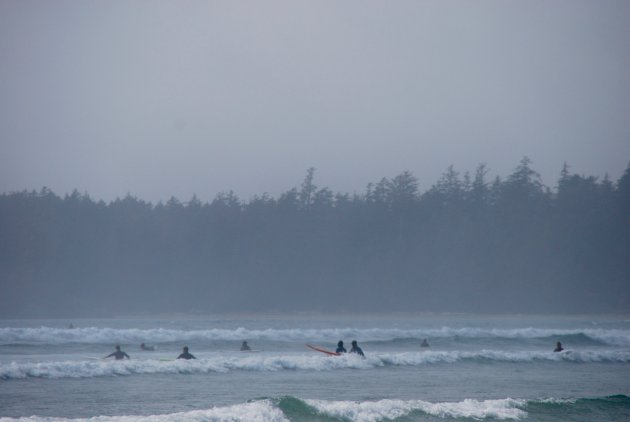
<box><xmin>303</xmin><ymin>397</ymin><xmax>528</xmax><ymax>421</ymax></box>
<box><xmin>2</xmin><ymin>325</ymin><xmax>629</xmax><ymax>346</ymax></box>
<box><xmin>376</xmin><ymin>349</ymin><xmax>630</xmax><ymax>366</ymax></box>
<box><xmin>0</xmin><ymin>397</ymin><xmax>532</xmax><ymax>421</ymax></box>
<box><xmin>422</xmin><ymin>327</ymin><xmax>630</xmax><ymax>346</ymax></box>
<box><xmin>0</xmin><ymin>353</ymin><xmax>369</xmax><ymax>379</ymax></box>
<box><xmin>3</xmin><ymin>349</ymin><xmax>628</xmax><ymax>380</ymax></box>
<box><xmin>0</xmin><ymin>400</ymin><xmax>288</xmax><ymax>422</ymax></box>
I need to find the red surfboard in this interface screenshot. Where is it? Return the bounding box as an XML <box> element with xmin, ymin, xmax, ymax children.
<box><xmin>306</xmin><ymin>344</ymin><xmax>341</xmax><ymax>356</ymax></box>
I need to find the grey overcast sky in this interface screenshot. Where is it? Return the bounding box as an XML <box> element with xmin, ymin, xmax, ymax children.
<box><xmin>1</xmin><ymin>1</ymin><xmax>629</xmax><ymax>203</ymax></box>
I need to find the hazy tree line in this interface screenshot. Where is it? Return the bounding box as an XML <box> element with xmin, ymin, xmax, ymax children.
<box><xmin>1</xmin><ymin>158</ymin><xmax>629</xmax><ymax>317</ymax></box>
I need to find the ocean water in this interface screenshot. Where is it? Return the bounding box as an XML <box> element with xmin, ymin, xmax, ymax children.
<box><xmin>1</xmin><ymin>314</ymin><xmax>629</xmax><ymax>421</ymax></box>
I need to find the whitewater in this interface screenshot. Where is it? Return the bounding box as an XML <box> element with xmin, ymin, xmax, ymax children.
<box><xmin>1</xmin><ymin>314</ymin><xmax>629</xmax><ymax>421</ymax></box>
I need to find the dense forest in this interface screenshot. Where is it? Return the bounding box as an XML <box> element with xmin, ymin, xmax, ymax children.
<box><xmin>1</xmin><ymin>158</ymin><xmax>629</xmax><ymax>318</ymax></box>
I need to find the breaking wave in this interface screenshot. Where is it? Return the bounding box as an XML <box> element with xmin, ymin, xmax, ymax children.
<box><xmin>0</xmin><ymin>395</ymin><xmax>628</xmax><ymax>421</ymax></box>
<box><xmin>1</xmin><ymin>326</ymin><xmax>629</xmax><ymax>346</ymax></box>
<box><xmin>3</xmin><ymin>349</ymin><xmax>629</xmax><ymax>380</ymax></box>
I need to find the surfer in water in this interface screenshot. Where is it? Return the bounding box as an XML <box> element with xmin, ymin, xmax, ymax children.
<box><xmin>240</xmin><ymin>341</ymin><xmax>251</xmax><ymax>351</ymax></box>
<box><xmin>336</xmin><ymin>340</ymin><xmax>347</xmax><ymax>354</ymax></box>
<box><xmin>140</xmin><ymin>343</ymin><xmax>155</xmax><ymax>351</ymax></box>
<box><xmin>421</xmin><ymin>338</ymin><xmax>430</xmax><ymax>348</ymax></box>
<box><xmin>553</xmin><ymin>341</ymin><xmax>564</xmax><ymax>352</ymax></box>
<box><xmin>349</xmin><ymin>340</ymin><xmax>364</xmax><ymax>357</ymax></box>
<box><xmin>177</xmin><ymin>346</ymin><xmax>196</xmax><ymax>360</ymax></box>
<box><xmin>104</xmin><ymin>345</ymin><xmax>130</xmax><ymax>360</ymax></box>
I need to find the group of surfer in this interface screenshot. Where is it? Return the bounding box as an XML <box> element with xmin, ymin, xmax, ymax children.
<box><xmin>103</xmin><ymin>345</ymin><xmax>197</xmax><ymax>360</ymax></box>
<box><xmin>105</xmin><ymin>340</ymin><xmax>257</xmax><ymax>360</ymax></box>
<box><xmin>334</xmin><ymin>338</ymin><xmax>428</xmax><ymax>356</ymax></box>
<box><xmin>105</xmin><ymin>340</ymin><xmax>366</xmax><ymax>360</ymax></box>
<box><xmin>104</xmin><ymin>339</ymin><xmax>567</xmax><ymax>360</ymax></box>
<box><xmin>335</xmin><ymin>340</ymin><xmax>365</xmax><ymax>356</ymax></box>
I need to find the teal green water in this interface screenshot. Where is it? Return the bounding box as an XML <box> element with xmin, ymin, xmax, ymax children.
<box><xmin>1</xmin><ymin>314</ymin><xmax>629</xmax><ymax>421</ymax></box>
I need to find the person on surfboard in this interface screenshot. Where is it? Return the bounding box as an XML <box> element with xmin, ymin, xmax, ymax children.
<box><xmin>336</xmin><ymin>340</ymin><xmax>347</xmax><ymax>353</ymax></box>
<box><xmin>177</xmin><ymin>346</ymin><xmax>196</xmax><ymax>360</ymax></box>
<box><xmin>553</xmin><ymin>341</ymin><xmax>564</xmax><ymax>352</ymax></box>
<box><xmin>349</xmin><ymin>340</ymin><xmax>364</xmax><ymax>357</ymax></box>
<box><xmin>240</xmin><ymin>341</ymin><xmax>251</xmax><ymax>351</ymax></box>
<box><xmin>104</xmin><ymin>345</ymin><xmax>130</xmax><ymax>360</ymax></box>
<box><xmin>140</xmin><ymin>343</ymin><xmax>155</xmax><ymax>351</ymax></box>
<box><xmin>421</xmin><ymin>338</ymin><xmax>430</xmax><ymax>348</ymax></box>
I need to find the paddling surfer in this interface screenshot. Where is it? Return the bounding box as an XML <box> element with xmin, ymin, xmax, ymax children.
<box><xmin>140</xmin><ymin>343</ymin><xmax>155</xmax><ymax>351</ymax></box>
<box><xmin>177</xmin><ymin>346</ymin><xmax>196</xmax><ymax>360</ymax></box>
<box><xmin>349</xmin><ymin>340</ymin><xmax>364</xmax><ymax>357</ymax></box>
<box><xmin>336</xmin><ymin>341</ymin><xmax>347</xmax><ymax>354</ymax></box>
<box><xmin>104</xmin><ymin>345</ymin><xmax>130</xmax><ymax>360</ymax></box>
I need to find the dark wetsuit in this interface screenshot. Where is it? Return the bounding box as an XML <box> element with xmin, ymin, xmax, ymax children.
<box><xmin>350</xmin><ymin>345</ymin><xmax>364</xmax><ymax>357</ymax></box>
<box><xmin>336</xmin><ymin>346</ymin><xmax>347</xmax><ymax>353</ymax></box>
<box><xmin>105</xmin><ymin>350</ymin><xmax>130</xmax><ymax>360</ymax></box>
<box><xmin>177</xmin><ymin>351</ymin><xmax>196</xmax><ymax>360</ymax></box>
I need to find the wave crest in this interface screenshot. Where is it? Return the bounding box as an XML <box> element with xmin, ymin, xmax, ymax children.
<box><xmin>0</xmin><ymin>396</ymin><xmax>627</xmax><ymax>421</ymax></box>
<box><xmin>2</xmin><ymin>326</ymin><xmax>630</xmax><ymax>346</ymax></box>
<box><xmin>2</xmin><ymin>350</ymin><xmax>629</xmax><ymax>380</ymax></box>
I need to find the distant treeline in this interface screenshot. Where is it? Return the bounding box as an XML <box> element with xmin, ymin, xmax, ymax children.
<box><xmin>1</xmin><ymin>158</ymin><xmax>629</xmax><ymax>317</ymax></box>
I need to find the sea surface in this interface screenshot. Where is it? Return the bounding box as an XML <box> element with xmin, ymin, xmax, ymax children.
<box><xmin>1</xmin><ymin>313</ymin><xmax>629</xmax><ymax>421</ymax></box>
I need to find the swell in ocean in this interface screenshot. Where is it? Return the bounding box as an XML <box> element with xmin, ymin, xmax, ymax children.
<box><xmin>0</xmin><ymin>395</ymin><xmax>628</xmax><ymax>421</ymax></box>
<box><xmin>1</xmin><ymin>325</ymin><xmax>629</xmax><ymax>346</ymax></box>
<box><xmin>2</xmin><ymin>349</ymin><xmax>629</xmax><ymax>380</ymax></box>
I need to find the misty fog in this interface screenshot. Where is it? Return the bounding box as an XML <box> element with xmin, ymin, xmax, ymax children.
<box><xmin>2</xmin><ymin>1</ymin><xmax>629</xmax><ymax>203</ymax></box>
<box><xmin>1</xmin><ymin>159</ymin><xmax>629</xmax><ymax>318</ymax></box>
<box><xmin>2</xmin><ymin>1</ymin><xmax>630</xmax><ymax>319</ymax></box>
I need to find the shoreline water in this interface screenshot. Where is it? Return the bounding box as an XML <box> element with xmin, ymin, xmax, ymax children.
<box><xmin>2</xmin><ymin>314</ymin><xmax>629</xmax><ymax>421</ymax></box>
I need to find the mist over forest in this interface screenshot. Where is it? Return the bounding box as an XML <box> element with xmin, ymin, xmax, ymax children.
<box><xmin>1</xmin><ymin>158</ymin><xmax>629</xmax><ymax>318</ymax></box>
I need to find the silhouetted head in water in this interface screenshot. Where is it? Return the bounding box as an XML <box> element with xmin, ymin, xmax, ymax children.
<box><xmin>104</xmin><ymin>345</ymin><xmax>129</xmax><ymax>360</ymax></box>
<box><xmin>349</xmin><ymin>340</ymin><xmax>364</xmax><ymax>356</ymax></box>
<box><xmin>140</xmin><ymin>343</ymin><xmax>155</xmax><ymax>351</ymax></box>
<box><xmin>177</xmin><ymin>346</ymin><xmax>196</xmax><ymax>359</ymax></box>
